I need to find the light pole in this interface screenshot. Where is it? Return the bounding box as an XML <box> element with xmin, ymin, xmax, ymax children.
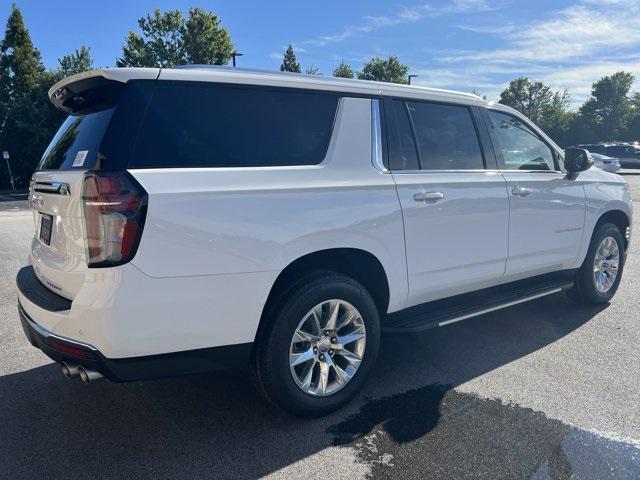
<box><xmin>231</xmin><ymin>51</ymin><xmax>244</xmax><ymax>67</ymax></box>
<box><xmin>408</xmin><ymin>74</ymin><xmax>418</xmax><ymax>85</ymax></box>
<box><xmin>2</xmin><ymin>151</ymin><xmax>14</xmax><ymax>191</ymax></box>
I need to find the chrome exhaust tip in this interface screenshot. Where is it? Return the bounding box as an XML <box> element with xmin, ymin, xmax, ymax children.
<box><xmin>60</xmin><ymin>362</ymin><xmax>81</xmax><ymax>379</ymax></box>
<box><xmin>78</xmin><ymin>367</ymin><xmax>104</xmax><ymax>384</ymax></box>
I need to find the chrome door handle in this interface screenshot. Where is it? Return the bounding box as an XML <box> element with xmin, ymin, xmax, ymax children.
<box><xmin>414</xmin><ymin>192</ymin><xmax>444</xmax><ymax>202</ymax></box>
<box><xmin>511</xmin><ymin>186</ymin><xmax>532</xmax><ymax>197</ymax></box>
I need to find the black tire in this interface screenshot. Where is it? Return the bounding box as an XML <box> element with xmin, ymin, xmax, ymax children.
<box><xmin>253</xmin><ymin>271</ymin><xmax>381</xmax><ymax>417</ymax></box>
<box><xmin>567</xmin><ymin>222</ymin><xmax>625</xmax><ymax>305</ymax></box>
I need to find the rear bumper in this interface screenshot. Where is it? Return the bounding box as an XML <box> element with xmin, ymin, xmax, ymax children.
<box><xmin>19</xmin><ymin>302</ymin><xmax>252</xmax><ymax>382</ymax></box>
<box><xmin>16</xmin><ymin>265</ymin><xmax>254</xmax><ymax>381</ymax></box>
<box><xmin>15</xmin><ymin>261</ymin><xmax>270</xmax><ymax>359</ymax></box>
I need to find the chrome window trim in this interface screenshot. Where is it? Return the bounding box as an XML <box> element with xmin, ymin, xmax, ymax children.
<box><xmin>498</xmin><ymin>169</ymin><xmax>565</xmax><ymax>174</ymax></box>
<box><xmin>389</xmin><ymin>169</ymin><xmax>565</xmax><ymax>175</ymax></box>
<box><xmin>371</xmin><ymin>99</ymin><xmax>388</xmax><ymax>173</ymax></box>
<box><xmin>389</xmin><ymin>169</ymin><xmax>502</xmax><ymax>175</ymax></box>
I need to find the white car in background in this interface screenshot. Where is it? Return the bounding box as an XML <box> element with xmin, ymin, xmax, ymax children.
<box><xmin>591</xmin><ymin>153</ymin><xmax>621</xmax><ymax>173</ymax></box>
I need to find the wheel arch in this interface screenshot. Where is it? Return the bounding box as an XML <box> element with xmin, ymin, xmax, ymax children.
<box><xmin>252</xmin><ymin>248</ymin><xmax>390</xmax><ymax>347</ymax></box>
<box><xmin>595</xmin><ymin>209</ymin><xmax>630</xmax><ymax>252</ymax></box>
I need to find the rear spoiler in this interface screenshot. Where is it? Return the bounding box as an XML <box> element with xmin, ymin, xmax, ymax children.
<box><xmin>48</xmin><ymin>68</ymin><xmax>159</xmax><ymax>115</ymax></box>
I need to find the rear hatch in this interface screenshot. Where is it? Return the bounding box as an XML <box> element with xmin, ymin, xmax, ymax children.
<box><xmin>30</xmin><ymin>69</ymin><xmax>157</xmax><ymax>300</ymax></box>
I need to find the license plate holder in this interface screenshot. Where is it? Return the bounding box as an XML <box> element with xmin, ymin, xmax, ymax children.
<box><xmin>39</xmin><ymin>214</ymin><xmax>52</xmax><ymax>246</ymax></box>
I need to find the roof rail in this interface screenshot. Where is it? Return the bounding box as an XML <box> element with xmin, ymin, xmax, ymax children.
<box><xmin>165</xmin><ymin>64</ymin><xmax>487</xmax><ymax>102</ymax></box>
<box><xmin>173</xmin><ymin>64</ymin><xmax>374</xmax><ymax>85</ymax></box>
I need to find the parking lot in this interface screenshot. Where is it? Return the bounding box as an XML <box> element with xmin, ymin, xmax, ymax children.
<box><xmin>1</xmin><ymin>173</ymin><xmax>639</xmax><ymax>480</ymax></box>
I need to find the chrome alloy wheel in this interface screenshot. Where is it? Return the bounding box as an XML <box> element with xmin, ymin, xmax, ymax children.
<box><xmin>289</xmin><ymin>299</ymin><xmax>366</xmax><ymax>397</ymax></box>
<box><xmin>593</xmin><ymin>236</ymin><xmax>620</xmax><ymax>294</ymax></box>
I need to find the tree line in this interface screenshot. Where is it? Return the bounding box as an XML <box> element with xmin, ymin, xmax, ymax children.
<box><xmin>498</xmin><ymin>74</ymin><xmax>639</xmax><ymax>147</ymax></box>
<box><xmin>0</xmin><ymin>4</ymin><xmax>638</xmax><ymax>189</ymax></box>
<box><xmin>0</xmin><ymin>5</ymin><xmax>92</xmax><ymax>187</ymax></box>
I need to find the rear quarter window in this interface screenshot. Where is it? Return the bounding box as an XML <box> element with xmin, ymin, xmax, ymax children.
<box><xmin>37</xmin><ymin>109</ymin><xmax>115</xmax><ymax>170</ymax></box>
<box><xmin>130</xmin><ymin>82</ymin><xmax>340</xmax><ymax>168</ymax></box>
<box><xmin>37</xmin><ymin>80</ymin><xmax>153</xmax><ymax>171</ymax></box>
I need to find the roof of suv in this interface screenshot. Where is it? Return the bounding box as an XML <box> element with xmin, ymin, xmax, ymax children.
<box><xmin>49</xmin><ymin>65</ymin><xmax>487</xmax><ymax>107</ymax></box>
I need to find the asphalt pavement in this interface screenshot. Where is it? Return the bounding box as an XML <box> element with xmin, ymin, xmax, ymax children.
<box><xmin>1</xmin><ymin>173</ymin><xmax>639</xmax><ymax>479</ymax></box>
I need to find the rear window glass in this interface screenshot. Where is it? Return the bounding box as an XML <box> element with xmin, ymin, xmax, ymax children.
<box><xmin>37</xmin><ymin>109</ymin><xmax>114</xmax><ymax>170</ymax></box>
<box><xmin>130</xmin><ymin>82</ymin><xmax>339</xmax><ymax>168</ymax></box>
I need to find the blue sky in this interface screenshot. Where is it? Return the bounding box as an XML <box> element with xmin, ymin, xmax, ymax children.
<box><xmin>2</xmin><ymin>0</ymin><xmax>639</xmax><ymax>106</ymax></box>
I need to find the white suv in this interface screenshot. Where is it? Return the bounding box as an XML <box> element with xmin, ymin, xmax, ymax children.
<box><xmin>17</xmin><ymin>67</ymin><xmax>632</xmax><ymax>416</ymax></box>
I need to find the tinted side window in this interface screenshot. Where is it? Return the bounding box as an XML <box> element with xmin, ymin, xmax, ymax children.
<box><xmin>488</xmin><ymin>110</ymin><xmax>555</xmax><ymax>171</ymax></box>
<box><xmin>406</xmin><ymin>101</ymin><xmax>484</xmax><ymax>170</ymax></box>
<box><xmin>607</xmin><ymin>145</ymin><xmax>639</xmax><ymax>157</ymax></box>
<box><xmin>586</xmin><ymin>145</ymin><xmax>605</xmax><ymax>154</ymax></box>
<box><xmin>606</xmin><ymin>146</ymin><xmax>624</xmax><ymax>156</ymax></box>
<box><xmin>387</xmin><ymin>99</ymin><xmax>419</xmax><ymax>170</ymax></box>
<box><xmin>131</xmin><ymin>82</ymin><xmax>339</xmax><ymax>168</ymax></box>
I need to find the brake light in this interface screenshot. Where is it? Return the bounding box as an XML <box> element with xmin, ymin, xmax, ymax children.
<box><xmin>82</xmin><ymin>171</ymin><xmax>147</xmax><ymax>267</ymax></box>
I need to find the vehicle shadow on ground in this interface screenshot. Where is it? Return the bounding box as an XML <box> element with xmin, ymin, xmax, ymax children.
<box><xmin>0</xmin><ymin>293</ymin><xmax>608</xmax><ymax>479</ymax></box>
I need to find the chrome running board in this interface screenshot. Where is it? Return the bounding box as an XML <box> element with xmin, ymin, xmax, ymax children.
<box><xmin>384</xmin><ymin>272</ymin><xmax>574</xmax><ymax>333</ymax></box>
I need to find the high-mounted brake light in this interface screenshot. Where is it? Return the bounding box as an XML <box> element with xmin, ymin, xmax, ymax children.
<box><xmin>82</xmin><ymin>171</ymin><xmax>147</xmax><ymax>268</ymax></box>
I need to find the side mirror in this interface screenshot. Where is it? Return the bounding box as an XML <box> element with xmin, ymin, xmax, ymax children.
<box><xmin>564</xmin><ymin>148</ymin><xmax>593</xmax><ymax>173</ymax></box>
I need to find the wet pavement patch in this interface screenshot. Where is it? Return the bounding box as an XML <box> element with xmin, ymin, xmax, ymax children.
<box><xmin>328</xmin><ymin>385</ymin><xmax>640</xmax><ymax>479</ymax></box>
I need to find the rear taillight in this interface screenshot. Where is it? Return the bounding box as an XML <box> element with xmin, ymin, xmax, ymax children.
<box><xmin>82</xmin><ymin>171</ymin><xmax>147</xmax><ymax>268</ymax></box>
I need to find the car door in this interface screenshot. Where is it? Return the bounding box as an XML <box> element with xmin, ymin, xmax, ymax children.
<box><xmin>484</xmin><ymin>108</ymin><xmax>586</xmax><ymax>278</ymax></box>
<box><xmin>386</xmin><ymin>98</ymin><xmax>509</xmax><ymax>306</ymax></box>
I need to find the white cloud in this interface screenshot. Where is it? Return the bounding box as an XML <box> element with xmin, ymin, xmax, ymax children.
<box><xmin>455</xmin><ymin>23</ymin><xmax>516</xmax><ymax>34</ymax></box>
<box><xmin>435</xmin><ymin>1</ymin><xmax>640</xmax><ymax>105</ymax></box>
<box><xmin>444</xmin><ymin>5</ymin><xmax>640</xmax><ymax>63</ymax></box>
<box><xmin>543</xmin><ymin>60</ymin><xmax>640</xmax><ymax>101</ymax></box>
<box><xmin>286</xmin><ymin>0</ymin><xmax>640</xmax><ymax>106</ymax></box>
<box><xmin>297</xmin><ymin>0</ymin><xmax>497</xmax><ymax>48</ymax></box>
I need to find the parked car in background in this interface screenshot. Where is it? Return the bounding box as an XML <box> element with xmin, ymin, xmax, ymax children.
<box><xmin>17</xmin><ymin>67</ymin><xmax>633</xmax><ymax>417</ymax></box>
<box><xmin>590</xmin><ymin>153</ymin><xmax>621</xmax><ymax>173</ymax></box>
<box><xmin>576</xmin><ymin>143</ymin><xmax>640</xmax><ymax>168</ymax></box>
<box><xmin>607</xmin><ymin>144</ymin><xmax>640</xmax><ymax>168</ymax></box>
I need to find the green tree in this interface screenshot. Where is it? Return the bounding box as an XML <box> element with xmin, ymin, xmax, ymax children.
<box><xmin>499</xmin><ymin>77</ymin><xmax>575</xmax><ymax>145</ymax></box>
<box><xmin>357</xmin><ymin>56</ymin><xmax>408</xmax><ymax>84</ymax></box>
<box><xmin>499</xmin><ymin>77</ymin><xmax>555</xmax><ymax>125</ymax></box>
<box><xmin>0</xmin><ymin>3</ymin><xmax>46</xmax><ymax>187</ymax></box>
<box><xmin>0</xmin><ymin>3</ymin><xmax>43</xmax><ymax>130</ymax></box>
<box><xmin>538</xmin><ymin>89</ymin><xmax>573</xmax><ymax>144</ymax></box>
<box><xmin>280</xmin><ymin>45</ymin><xmax>301</xmax><ymax>73</ymax></box>
<box><xmin>304</xmin><ymin>65</ymin><xmax>321</xmax><ymax>75</ymax></box>
<box><xmin>333</xmin><ymin>60</ymin><xmax>354</xmax><ymax>79</ymax></box>
<box><xmin>116</xmin><ymin>8</ymin><xmax>233</xmax><ymax>67</ymax></box>
<box><xmin>0</xmin><ymin>5</ymin><xmax>93</xmax><ymax>188</ymax></box>
<box><xmin>58</xmin><ymin>45</ymin><xmax>93</xmax><ymax>77</ymax></box>
<box><xmin>5</xmin><ymin>71</ymin><xmax>65</xmax><ymax>180</ymax></box>
<box><xmin>183</xmin><ymin>8</ymin><xmax>233</xmax><ymax>64</ymax></box>
<box><xmin>579</xmin><ymin>72</ymin><xmax>635</xmax><ymax>141</ymax></box>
